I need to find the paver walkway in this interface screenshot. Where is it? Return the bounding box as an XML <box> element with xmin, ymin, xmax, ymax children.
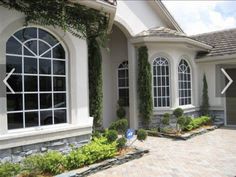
<box><xmin>90</xmin><ymin>127</ymin><xmax>236</xmax><ymax>177</ymax></box>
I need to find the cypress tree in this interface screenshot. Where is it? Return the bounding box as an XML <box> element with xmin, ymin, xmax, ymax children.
<box><xmin>88</xmin><ymin>38</ymin><xmax>103</xmax><ymax>128</ymax></box>
<box><xmin>200</xmin><ymin>74</ymin><xmax>210</xmax><ymax>115</ymax></box>
<box><xmin>137</xmin><ymin>46</ymin><xmax>153</xmax><ymax>127</ymax></box>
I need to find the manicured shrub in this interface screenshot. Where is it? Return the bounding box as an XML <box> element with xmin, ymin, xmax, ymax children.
<box><xmin>117</xmin><ymin>99</ymin><xmax>125</xmax><ymax>107</ymax></box>
<box><xmin>116</xmin><ymin>107</ymin><xmax>126</xmax><ymax>119</ymax></box>
<box><xmin>22</xmin><ymin>151</ymin><xmax>66</xmax><ymax>175</ymax></box>
<box><xmin>116</xmin><ymin>137</ymin><xmax>127</xmax><ymax>149</ymax></box>
<box><xmin>109</xmin><ymin>119</ymin><xmax>128</xmax><ymax>134</ymax></box>
<box><xmin>200</xmin><ymin>74</ymin><xmax>210</xmax><ymax>116</ymax></box>
<box><xmin>184</xmin><ymin>116</ymin><xmax>211</xmax><ymax>131</ymax></box>
<box><xmin>177</xmin><ymin>116</ymin><xmax>186</xmax><ymax>130</ymax></box>
<box><xmin>66</xmin><ymin>137</ymin><xmax>117</xmax><ymax>169</ymax></box>
<box><xmin>106</xmin><ymin>130</ymin><xmax>118</xmax><ymax>143</ymax></box>
<box><xmin>0</xmin><ymin>162</ymin><xmax>21</xmax><ymax>177</ymax></box>
<box><xmin>137</xmin><ymin>46</ymin><xmax>153</xmax><ymax>125</ymax></box>
<box><xmin>161</xmin><ymin>113</ymin><xmax>170</xmax><ymax>125</ymax></box>
<box><xmin>137</xmin><ymin>129</ymin><xmax>147</xmax><ymax>141</ymax></box>
<box><xmin>173</xmin><ymin>108</ymin><xmax>184</xmax><ymax>118</ymax></box>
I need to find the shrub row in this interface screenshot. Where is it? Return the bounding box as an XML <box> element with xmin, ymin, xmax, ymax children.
<box><xmin>184</xmin><ymin>116</ymin><xmax>211</xmax><ymax>131</ymax></box>
<box><xmin>0</xmin><ymin>137</ymin><xmax>117</xmax><ymax>177</ymax></box>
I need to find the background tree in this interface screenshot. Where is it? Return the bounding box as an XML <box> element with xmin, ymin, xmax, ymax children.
<box><xmin>137</xmin><ymin>46</ymin><xmax>153</xmax><ymax>127</ymax></box>
<box><xmin>200</xmin><ymin>74</ymin><xmax>210</xmax><ymax>115</ymax></box>
<box><xmin>88</xmin><ymin>38</ymin><xmax>103</xmax><ymax>128</ymax></box>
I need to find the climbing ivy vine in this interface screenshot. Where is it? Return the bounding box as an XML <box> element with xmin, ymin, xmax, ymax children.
<box><xmin>0</xmin><ymin>0</ymin><xmax>109</xmax><ymax>42</ymax></box>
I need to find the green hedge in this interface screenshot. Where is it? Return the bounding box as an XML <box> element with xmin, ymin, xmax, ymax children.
<box><xmin>185</xmin><ymin>116</ymin><xmax>211</xmax><ymax>131</ymax></box>
<box><xmin>0</xmin><ymin>137</ymin><xmax>117</xmax><ymax>177</ymax></box>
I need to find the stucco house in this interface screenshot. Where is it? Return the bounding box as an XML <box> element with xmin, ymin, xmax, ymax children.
<box><xmin>0</xmin><ymin>0</ymin><xmax>235</xmax><ymax>161</ymax></box>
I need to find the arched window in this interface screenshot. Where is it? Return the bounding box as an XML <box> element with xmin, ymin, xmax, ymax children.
<box><xmin>118</xmin><ymin>61</ymin><xmax>129</xmax><ymax>106</ymax></box>
<box><xmin>178</xmin><ymin>59</ymin><xmax>191</xmax><ymax>105</ymax></box>
<box><xmin>6</xmin><ymin>27</ymin><xmax>67</xmax><ymax>130</ymax></box>
<box><xmin>153</xmin><ymin>57</ymin><xmax>170</xmax><ymax>107</ymax></box>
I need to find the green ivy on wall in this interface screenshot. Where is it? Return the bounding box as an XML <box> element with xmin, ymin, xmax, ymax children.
<box><xmin>0</xmin><ymin>0</ymin><xmax>109</xmax><ymax>42</ymax></box>
<box><xmin>88</xmin><ymin>38</ymin><xmax>103</xmax><ymax>128</ymax></box>
<box><xmin>137</xmin><ymin>46</ymin><xmax>153</xmax><ymax>127</ymax></box>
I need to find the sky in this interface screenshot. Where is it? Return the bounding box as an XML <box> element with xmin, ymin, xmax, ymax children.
<box><xmin>162</xmin><ymin>1</ymin><xmax>236</xmax><ymax>35</ymax></box>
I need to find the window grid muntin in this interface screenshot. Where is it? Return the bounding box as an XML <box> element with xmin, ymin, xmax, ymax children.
<box><xmin>6</xmin><ymin>27</ymin><xmax>67</xmax><ymax>130</ymax></box>
<box><xmin>118</xmin><ymin>61</ymin><xmax>129</xmax><ymax>106</ymax></box>
<box><xmin>178</xmin><ymin>59</ymin><xmax>191</xmax><ymax>105</ymax></box>
<box><xmin>153</xmin><ymin>57</ymin><xmax>170</xmax><ymax>107</ymax></box>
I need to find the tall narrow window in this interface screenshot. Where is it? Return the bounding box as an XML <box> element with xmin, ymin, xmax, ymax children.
<box><xmin>118</xmin><ymin>61</ymin><xmax>129</xmax><ymax>106</ymax></box>
<box><xmin>6</xmin><ymin>27</ymin><xmax>67</xmax><ymax>130</ymax></box>
<box><xmin>153</xmin><ymin>57</ymin><xmax>170</xmax><ymax>107</ymax></box>
<box><xmin>178</xmin><ymin>59</ymin><xmax>191</xmax><ymax>105</ymax></box>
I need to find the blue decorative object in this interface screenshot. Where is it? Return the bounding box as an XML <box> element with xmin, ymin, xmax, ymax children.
<box><xmin>126</xmin><ymin>129</ymin><xmax>135</xmax><ymax>140</ymax></box>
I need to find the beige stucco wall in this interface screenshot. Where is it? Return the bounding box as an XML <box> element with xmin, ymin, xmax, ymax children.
<box><xmin>102</xmin><ymin>25</ymin><xmax>129</xmax><ymax>128</ymax></box>
<box><xmin>0</xmin><ymin>7</ymin><xmax>93</xmax><ymax>149</ymax></box>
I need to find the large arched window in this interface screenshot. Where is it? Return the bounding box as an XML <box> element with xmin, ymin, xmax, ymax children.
<box><xmin>6</xmin><ymin>27</ymin><xmax>67</xmax><ymax>130</ymax></box>
<box><xmin>178</xmin><ymin>59</ymin><xmax>191</xmax><ymax>105</ymax></box>
<box><xmin>153</xmin><ymin>57</ymin><xmax>170</xmax><ymax>107</ymax></box>
<box><xmin>118</xmin><ymin>61</ymin><xmax>129</xmax><ymax>106</ymax></box>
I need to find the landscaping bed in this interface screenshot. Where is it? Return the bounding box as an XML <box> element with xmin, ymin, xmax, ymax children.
<box><xmin>56</xmin><ymin>147</ymin><xmax>149</xmax><ymax>177</ymax></box>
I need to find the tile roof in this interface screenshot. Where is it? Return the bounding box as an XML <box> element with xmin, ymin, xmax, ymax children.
<box><xmin>191</xmin><ymin>28</ymin><xmax>236</xmax><ymax>58</ymax></box>
<box><xmin>135</xmin><ymin>27</ymin><xmax>187</xmax><ymax>38</ymax></box>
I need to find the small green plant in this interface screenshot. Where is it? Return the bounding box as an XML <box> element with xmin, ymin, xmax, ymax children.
<box><xmin>161</xmin><ymin>113</ymin><xmax>170</xmax><ymax>125</ymax></box>
<box><xmin>116</xmin><ymin>107</ymin><xmax>126</xmax><ymax>119</ymax></box>
<box><xmin>137</xmin><ymin>129</ymin><xmax>147</xmax><ymax>141</ymax></box>
<box><xmin>173</xmin><ymin>108</ymin><xmax>184</xmax><ymax>118</ymax></box>
<box><xmin>0</xmin><ymin>162</ymin><xmax>21</xmax><ymax>177</ymax></box>
<box><xmin>116</xmin><ymin>137</ymin><xmax>127</xmax><ymax>150</ymax></box>
<box><xmin>177</xmin><ymin>116</ymin><xmax>186</xmax><ymax>131</ymax></box>
<box><xmin>106</xmin><ymin>130</ymin><xmax>118</xmax><ymax>143</ymax></box>
<box><xmin>184</xmin><ymin>116</ymin><xmax>211</xmax><ymax>131</ymax></box>
<box><xmin>109</xmin><ymin>119</ymin><xmax>128</xmax><ymax>134</ymax></box>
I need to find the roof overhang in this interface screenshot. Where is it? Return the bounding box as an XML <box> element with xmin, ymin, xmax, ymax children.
<box><xmin>196</xmin><ymin>53</ymin><xmax>236</xmax><ymax>63</ymax></box>
<box><xmin>131</xmin><ymin>36</ymin><xmax>212</xmax><ymax>51</ymax></box>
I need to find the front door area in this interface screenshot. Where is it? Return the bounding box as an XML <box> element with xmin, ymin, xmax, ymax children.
<box><xmin>226</xmin><ymin>68</ymin><xmax>236</xmax><ymax>125</ymax></box>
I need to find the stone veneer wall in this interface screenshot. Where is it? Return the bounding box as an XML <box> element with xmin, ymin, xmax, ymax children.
<box><xmin>0</xmin><ymin>134</ymin><xmax>91</xmax><ymax>163</ymax></box>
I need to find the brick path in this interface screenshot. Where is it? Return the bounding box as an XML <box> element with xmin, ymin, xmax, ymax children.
<box><xmin>90</xmin><ymin>127</ymin><xmax>236</xmax><ymax>177</ymax></box>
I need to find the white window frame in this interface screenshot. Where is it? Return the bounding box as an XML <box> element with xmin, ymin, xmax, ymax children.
<box><xmin>153</xmin><ymin>57</ymin><xmax>170</xmax><ymax>108</ymax></box>
<box><xmin>178</xmin><ymin>59</ymin><xmax>192</xmax><ymax>106</ymax></box>
<box><xmin>117</xmin><ymin>61</ymin><xmax>129</xmax><ymax>106</ymax></box>
<box><xmin>6</xmin><ymin>27</ymin><xmax>69</xmax><ymax>130</ymax></box>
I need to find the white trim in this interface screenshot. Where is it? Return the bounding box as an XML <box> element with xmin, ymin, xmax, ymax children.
<box><xmin>131</xmin><ymin>36</ymin><xmax>212</xmax><ymax>50</ymax></box>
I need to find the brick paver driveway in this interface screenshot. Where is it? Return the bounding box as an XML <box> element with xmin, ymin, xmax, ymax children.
<box><xmin>90</xmin><ymin>127</ymin><xmax>236</xmax><ymax>177</ymax></box>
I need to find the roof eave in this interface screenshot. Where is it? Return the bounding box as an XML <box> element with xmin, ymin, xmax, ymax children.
<box><xmin>131</xmin><ymin>36</ymin><xmax>212</xmax><ymax>50</ymax></box>
<box><xmin>196</xmin><ymin>53</ymin><xmax>236</xmax><ymax>63</ymax></box>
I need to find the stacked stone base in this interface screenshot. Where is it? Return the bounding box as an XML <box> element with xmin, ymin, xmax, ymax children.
<box><xmin>0</xmin><ymin>134</ymin><xmax>91</xmax><ymax>163</ymax></box>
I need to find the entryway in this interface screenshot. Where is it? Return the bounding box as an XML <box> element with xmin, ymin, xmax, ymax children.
<box><xmin>225</xmin><ymin>68</ymin><xmax>236</xmax><ymax>125</ymax></box>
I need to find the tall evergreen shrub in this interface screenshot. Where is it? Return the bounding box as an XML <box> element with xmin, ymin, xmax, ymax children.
<box><xmin>200</xmin><ymin>74</ymin><xmax>210</xmax><ymax>115</ymax></box>
<box><xmin>88</xmin><ymin>38</ymin><xmax>103</xmax><ymax>128</ymax></box>
<box><xmin>137</xmin><ymin>46</ymin><xmax>153</xmax><ymax>126</ymax></box>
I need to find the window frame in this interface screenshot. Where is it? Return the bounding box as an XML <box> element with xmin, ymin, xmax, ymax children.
<box><xmin>152</xmin><ymin>57</ymin><xmax>171</xmax><ymax>108</ymax></box>
<box><xmin>6</xmin><ymin>27</ymin><xmax>69</xmax><ymax>130</ymax></box>
<box><xmin>178</xmin><ymin>59</ymin><xmax>192</xmax><ymax>106</ymax></box>
<box><xmin>117</xmin><ymin>61</ymin><xmax>129</xmax><ymax>107</ymax></box>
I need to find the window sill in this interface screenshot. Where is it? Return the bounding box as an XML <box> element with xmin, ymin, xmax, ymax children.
<box><xmin>0</xmin><ymin>124</ymin><xmax>93</xmax><ymax>150</ymax></box>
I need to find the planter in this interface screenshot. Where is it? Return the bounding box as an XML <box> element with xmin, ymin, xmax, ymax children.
<box><xmin>55</xmin><ymin>148</ymin><xmax>149</xmax><ymax>177</ymax></box>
